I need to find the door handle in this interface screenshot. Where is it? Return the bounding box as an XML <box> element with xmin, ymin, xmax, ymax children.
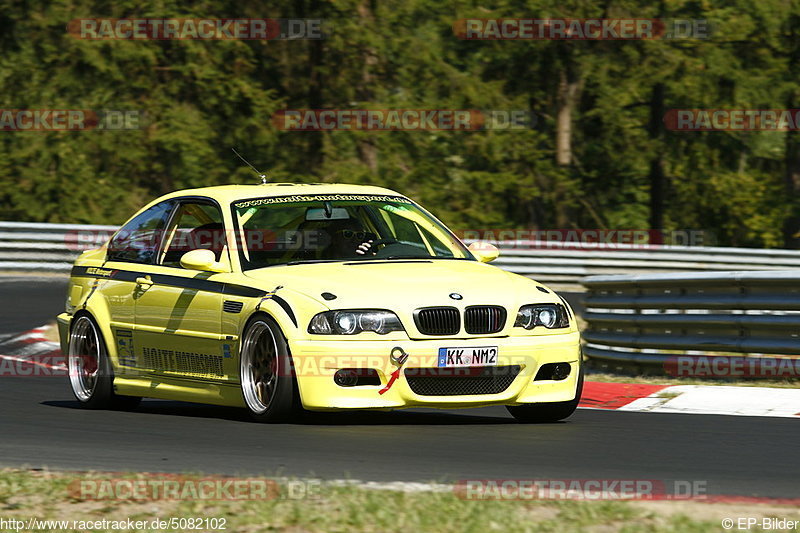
<box><xmin>136</xmin><ymin>276</ymin><xmax>153</xmax><ymax>287</ymax></box>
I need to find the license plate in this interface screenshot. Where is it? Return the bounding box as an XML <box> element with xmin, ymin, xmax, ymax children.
<box><xmin>437</xmin><ymin>346</ymin><xmax>498</xmax><ymax>368</ymax></box>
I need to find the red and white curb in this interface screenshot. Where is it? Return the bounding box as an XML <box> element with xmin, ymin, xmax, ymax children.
<box><xmin>580</xmin><ymin>381</ymin><xmax>800</xmax><ymax>419</ymax></box>
<box><xmin>0</xmin><ymin>325</ymin><xmax>64</xmax><ymax>373</ymax></box>
<box><xmin>2</xmin><ymin>326</ymin><xmax>799</xmax><ymax>418</ymax></box>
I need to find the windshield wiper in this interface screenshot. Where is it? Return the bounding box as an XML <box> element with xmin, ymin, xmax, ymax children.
<box><xmin>380</xmin><ymin>256</ymin><xmax>474</xmax><ymax>261</ymax></box>
<box><xmin>283</xmin><ymin>259</ymin><xmax>344</xmax><ymax>266</ymax></box>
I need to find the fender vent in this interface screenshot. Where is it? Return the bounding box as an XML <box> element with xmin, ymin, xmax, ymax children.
<box><xmin>223</xmin><ymin>300</ymin><xmax>244</xmax><ymax>314</ymax></box>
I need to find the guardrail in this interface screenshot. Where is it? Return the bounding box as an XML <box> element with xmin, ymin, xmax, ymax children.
<box><xmin>0</xmin><ymin>221</ymin><xmax>116</xmax><ymax>272</ymax></box>
<box><xmin>488</xmin><ymin>240</ymin><xmax>800</xmax><ymax>283</ymax></box>
<box><xmin>3</xmin><ymin>221</ymin><xmax>800</xmax><ymax>283</ymax></box>
<box><xmin>581</xmin><ymin>271</ymin><xmax>800</xmax><ymax>371</ymax></box>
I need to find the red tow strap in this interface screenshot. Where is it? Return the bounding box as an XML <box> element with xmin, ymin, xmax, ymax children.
<box><xmin>379</xmin><ymin>367</ymin><xmax>402</xmax><ymax>395</ymax></box>
<box><xmin>379</xmin><ymin>348</ymin><xmax>409</xmax><ymax>395</ymax></box>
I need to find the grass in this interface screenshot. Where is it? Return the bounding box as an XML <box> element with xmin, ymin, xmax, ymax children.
<box><xmin>1</xmin><ymin>469</ymin><xmax>799</xmax><ymax>533</ymax></box>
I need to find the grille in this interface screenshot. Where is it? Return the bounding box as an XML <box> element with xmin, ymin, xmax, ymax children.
<box><xmin>464</xmin><ymin>306</ymin><xmax>507</xmax><ymax>334</ymax></box>
<box><xmin>414</xmin><ymin>307</ymin><xmax>460</xmax><ymax>335</ymax></box>
<box><xmin>404</xmin><ymin>365</ymin><xmax>521</xmax><ymax>396</ymax></box>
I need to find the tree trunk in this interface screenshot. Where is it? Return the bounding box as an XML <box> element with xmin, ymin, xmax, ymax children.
<box><xmin>553</xmin><ymin>62</ymin><xmax>581</xmax><ymax>228</ymax></box>
<box><xmin>555</xmin><ymin>69</ymin><xmax>579</xmax><ymax>167</ymax></box>
<box><xmin>357</xmin><ymin>0</ymin><xmax>378</xmax><ymax>173</ymax></box>
<box><xmin>648</xmin><ymin>82</ymin><xmax>666</xmax><ymax>231</ymax></box>
<box><xmin>304</xmin><ymin>0</ymin><xmax>324</xmax><ymax>172</ymax></box>
<box><xmin>784</xmin><ymin>124</ymin><xmax>800</xmax><ymax>249</ymax></box>
<box><xmin>784</xmin><ymin>16</ymin><xmax>800</xmax><ymax>248</ymax></box>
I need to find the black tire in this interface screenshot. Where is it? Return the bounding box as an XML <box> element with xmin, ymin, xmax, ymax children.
<box><xmin>506</xmin><ymin>366</ymin><xmax>584</xmax><ymax>423</ymax></box>
<box><xmin>67</xmin><ymin>314</ymin><xmax>142</xmax><ymax>410</ymax></box>
<box><xmin>239</xmin><ymin>314</ymin><xmax>297</xmax><ymax>422</ymax></box>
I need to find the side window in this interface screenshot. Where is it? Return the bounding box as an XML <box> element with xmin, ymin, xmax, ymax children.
<box><xmin>160</xmin><ymin>202</ymin><xmax>226</xmax><ymax>267</ymax></box>
<box><xmin>107</xmin><ymin>201</ymin><xmax>174</xmax><ymax>264</ymax></box>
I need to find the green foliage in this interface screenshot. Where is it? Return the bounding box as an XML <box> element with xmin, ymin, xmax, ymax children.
<box><xmin>0</xmin><ymin>0</ymin><xmax>798</xmax><ymax>247</ymax></box>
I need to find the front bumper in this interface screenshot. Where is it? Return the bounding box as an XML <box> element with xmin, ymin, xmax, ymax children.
<box><xmin>56</xmin><ymin>312</ymin><xmax>72</xmax><ymax>356</ymax></box>
<box><xmin>289</xmin><ymin>331</ymin><xmax>581</xmax><ymax>410</ymax></box>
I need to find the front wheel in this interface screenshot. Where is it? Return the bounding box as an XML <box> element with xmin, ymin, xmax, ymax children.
<box><xmin>239</xmin><ymin>315</ymin><xmax>297</xmax><ymax>422</ymax></box>
<box><xmin>67</xmin><ymin>315</ymin><xmax>141</xmax><ymax>410</ymax></box>
<box><xmin>506</xmin><ymin>366</ymin><xmax>584</xmax><ymax>423</ymax></box>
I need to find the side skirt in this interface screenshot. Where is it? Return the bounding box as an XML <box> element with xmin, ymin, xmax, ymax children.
<box><xmin>113</xmin><ymin>375</ymin><xmax>245</xmax><ymax>408</ymax></box>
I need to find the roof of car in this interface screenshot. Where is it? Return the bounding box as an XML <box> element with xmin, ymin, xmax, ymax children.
<box><xmin>158</xmin><ymin>183</ymin><xmax>406</xmax><ymax>204</ymax></box>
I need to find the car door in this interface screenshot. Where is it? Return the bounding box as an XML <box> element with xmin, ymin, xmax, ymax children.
<box><xmin>132</xmin><ymin>198</ymin><xmax>229</xmax><ymax>383</ymax></box>
<box><xmin>100</xmin><ymin>199</ymin><xmax>175</xmax><ymax>372</ymax></box>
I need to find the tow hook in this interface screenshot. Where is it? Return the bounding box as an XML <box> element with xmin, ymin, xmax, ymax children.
<box><xmin>379</xmin><ymin>347</ymin><xmax>408</xmax><ymax>395</ymax></box>
<box><xmin>389</xmin><ymin>346</ymin><xmax>408</xmax><ymax>366</ymax></box>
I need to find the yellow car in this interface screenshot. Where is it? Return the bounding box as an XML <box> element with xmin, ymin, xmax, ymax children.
<box><xmin>57</xmin><ymin>184</ymin><xmax>582</xmax><ymax>423</ymax></box>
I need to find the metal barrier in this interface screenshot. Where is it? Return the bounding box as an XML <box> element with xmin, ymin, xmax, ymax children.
<box><xmin>488</xmin><ymin>240</ymin><xmax>800</xmax><ymax>283</ymax></box>
<box><xmin>581</xmin><ymin>271</ymin><xmax>800</xmax><ymax>369</ymax></box>
<box><xmin>0</xmin><ymin>221</ymin><xmax>116</xmax><ymax>271</ymax></box>
<box><xmin>3</xmin><ymin>221</ymin><xmax>800</xmax><ymax>281</ymax></box>
<box><xmin>8</xmin><ymin>221</ymin><xmax>797</xmax><ymax>376</ymax></box>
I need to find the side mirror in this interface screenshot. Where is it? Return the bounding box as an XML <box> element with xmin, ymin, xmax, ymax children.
<box><xmin>468</xmin><ymin>241</ymin><xmax>499</xmax><ymax>263</ymax></box>
<box><xmin>180</xmin><ymin>249</ymin><xmax>227</xmax><ymax>273</ymax></box>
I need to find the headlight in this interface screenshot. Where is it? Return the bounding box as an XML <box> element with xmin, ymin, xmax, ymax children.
<box><xmin>513</xmin><ymin>304</ymin><xmax>569</xmax><ymax>330</ymax></box>
<box><xmin>308</xmin><ymin>310</ymin><xmax>404</xmax><ymax>335</ymax></box>
<box><xmin>335</xmin><ymin>312</ymin><xmax>358</xmax><ymax>334</ymax></box>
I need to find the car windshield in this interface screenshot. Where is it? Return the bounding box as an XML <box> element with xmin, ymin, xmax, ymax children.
<box><xmin>232</xmin><ymin>194</ymin><xmax>472</xmax><ymax>269</ymax></box>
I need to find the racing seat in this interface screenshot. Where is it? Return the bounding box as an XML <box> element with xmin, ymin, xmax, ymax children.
<box><xmin>162</xmin><ymin>222</ymin><xmax>226</xmax><ymax>266</ymax></box>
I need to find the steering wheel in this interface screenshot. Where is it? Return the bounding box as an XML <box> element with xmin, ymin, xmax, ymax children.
<box><xmin>368</xmin><ymin>238</ymin><xmax>399</xmax><ymax>247</ymax></box>
<box><xmin>356</xmin><ymin>238</ymin><xmax>399</xmax><ymax>256</ymax></box>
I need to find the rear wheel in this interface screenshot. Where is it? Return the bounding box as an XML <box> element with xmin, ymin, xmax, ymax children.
<box><xmin>239</xmin><ymin>315</ymin><xmax>297</xmax><ymax>422</ymax></box>
<box><xmin>67</xmin><ymin>315</ymin><xmax>141</xmax><ymax>410</ymax></box>
<box><xmin>506</xmin><ymin>366</ymin><xmax>584</xmax><ymax>423</ymax></box>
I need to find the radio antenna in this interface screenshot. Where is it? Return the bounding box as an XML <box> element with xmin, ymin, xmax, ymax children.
<box><xmin>232</xmin><ymin>148</ymin><xmax>267</xmax><ymax>184</ymax></box>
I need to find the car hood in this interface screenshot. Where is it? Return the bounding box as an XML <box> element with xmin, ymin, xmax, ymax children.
<box><xmin>242</xmin><ymin>259</ymin><xmax>560</xmax><ymax>310</ymax></box>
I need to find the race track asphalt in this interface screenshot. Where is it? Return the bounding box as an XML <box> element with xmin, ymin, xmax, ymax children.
<box><xmin>0</xmin><ymin>276</ymin><xmax>797</xmax><ymax>499</ymax></box>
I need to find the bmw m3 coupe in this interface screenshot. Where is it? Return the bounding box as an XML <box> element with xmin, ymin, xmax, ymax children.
<box><xmin>58</xmin><ymin>183</ymin><xmax>583</xmax><ymax>422</ymax></box>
